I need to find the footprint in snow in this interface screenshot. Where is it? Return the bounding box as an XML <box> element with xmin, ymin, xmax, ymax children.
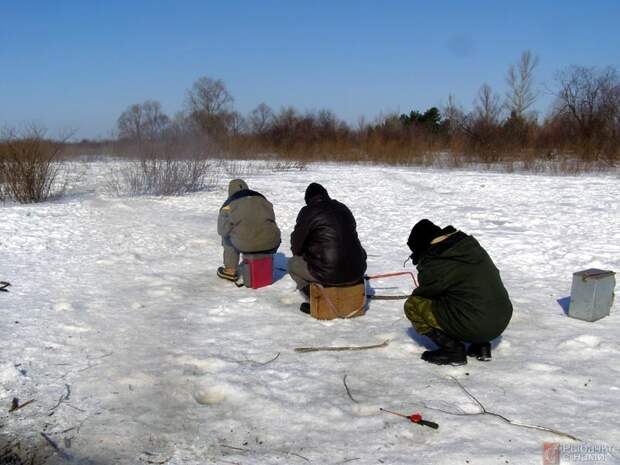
<box><xmin>526</xmin><ymin>362</ymin><xmax>561</xmax><ymax>372</ymax></box>
<box><xmin>53</xmin><ymin>302</ymin><xmax>74</xmax><ymax>312</ymax></box>
<box><xmin>193</xmin><ymin>382</ymin><xmax>246</xmax><ymax>405</ymax></box>
<box><xmin>351</xmin><ymin>404</ymin><xmax>381</xmax><ymax>417</ymax></box>
<box><xmin>61</xmin><ymin>324</ymin><xmax>91</xmax><ymax>333</ymax></box>
<box><xmin>558</xmin><ymin>335</ymin><xmax>601</xmax><ymax>350</ymax></box>
<box><xmin>147</xmin><ymin>287</ymin><xmax>174</xmax><ymax>297</ymax></box>
<box><xmin>187</xmin><ymin>239</ymin><xmax>210</xmax><ymax>249</ymax></box>
<box><xmin>173</xmin><ymin>355</ymin><xmax>229</xmax><ymax>374</ymax></box>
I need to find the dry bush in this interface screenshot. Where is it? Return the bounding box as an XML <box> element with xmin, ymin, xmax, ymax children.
<box><xmin>0</xmin><ymin>127</ymin><xmax>68</xmax><ymax>203</ymax></box>
<box><xmin>60</xmin><ymin>140</ymin><xmax>117</xmax><ymax>160</ymax></box>
<box><xmin>105</xmin><ymin>157</ymin><xmax>219</xmax><ymax>196</ymax></box>
<box><xmin>0</xmin><ymin>436</ymin><xmax>52</xmax><ymax>465</ymax></box>
<box><xmin>269</xmin><ymin>160</ymin><xmax>306</xmax><ymax>171</ymax></box>
<box><xmin>220</xmin><ymin>159</ymin><xmax>263</xmax><ymax>177</ymax></box>
<box><xmin>218</xmin><ymin>158</ymin><xmax>306</xmax><ymax>178</ymax></box>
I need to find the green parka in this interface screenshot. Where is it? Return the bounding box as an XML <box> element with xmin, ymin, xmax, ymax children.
<box><xmin>411</xmin><ymin>229</ymin><xmax>512</xmax><ymax>343</ymax></box>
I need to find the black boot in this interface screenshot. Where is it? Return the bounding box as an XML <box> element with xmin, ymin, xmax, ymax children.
<box><xmin>300</xmin><ymin>302</ymin><xmax>311</xmax><ymax>314</ymax></box>
<box><xmin>421</xmin><ymin>330</ymin><xmax>467</xmax><ymax>366</ymax></box>
<box><xmin>467</xmin><ymin>342</ymin><xmax>492</xmax><ymax>361</ymax></box>
<box><xmin>299</xmin><ymin>285</ymin><xmax>310</xmax><ymax>298</ymax></box>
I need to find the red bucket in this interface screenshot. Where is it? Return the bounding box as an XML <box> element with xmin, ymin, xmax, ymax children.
<box><xmin>241</xmin><ymin>254</ymin><xmax>274</xmax><ymax>289</ymax></box>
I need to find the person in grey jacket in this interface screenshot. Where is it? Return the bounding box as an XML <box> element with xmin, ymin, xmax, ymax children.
<box><xmin>217</xmin><ymin>179</ymin><xmax>281</xmax><ymax>281</ymax></box>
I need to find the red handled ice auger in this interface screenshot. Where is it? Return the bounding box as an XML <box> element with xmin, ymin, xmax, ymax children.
<box><xmin>380</xmin><ymin>408</ymin><xmax>439</xmax><ymax>429</ymax></box>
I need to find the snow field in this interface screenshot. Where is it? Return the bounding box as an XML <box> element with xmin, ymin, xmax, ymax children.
<box><xmin>1</xmin><ymin>161</ymin><xmax>619</xmax><ymax>464</ymax></box>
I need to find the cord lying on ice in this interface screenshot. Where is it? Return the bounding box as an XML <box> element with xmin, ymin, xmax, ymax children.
<box><xmin>419</xmin><ymin>376</ymin><xmax>582</xmax><ymax>442</ymax></box>
<box><xmin>219</xmin><ymin>444</ymin><xmax>310</xmax><ymax>462</ymax></box>
<box><xmin>342</xmin><ymin>374</ymin><xmax>581</xmax><ymax>441</ymax></box>
<box><xmin>342</xmin><ymin>375</ymin><xmax>359</xmax><ymax>403</ymax></box>
<box><xmin>242</xmin><ymin>352</ymin><xmax>280</xmax><ymax>366</ymax></box>
<box><xmin>49</xmin><ymin>384</ymin><xmax>71</xmax><ymax>414</ymax></box>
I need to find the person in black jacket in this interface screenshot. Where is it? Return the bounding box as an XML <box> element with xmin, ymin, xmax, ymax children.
<box><xmin>289</xmin><ymin>183</ymin><xmax>367</xmax><ymax>312</ymax></box>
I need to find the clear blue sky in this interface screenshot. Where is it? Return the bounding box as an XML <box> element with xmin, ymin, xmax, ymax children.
<box><xmin>1</xmin><ymin>0</ymin><xmax>619</xmax><ymax>139</ymax></box>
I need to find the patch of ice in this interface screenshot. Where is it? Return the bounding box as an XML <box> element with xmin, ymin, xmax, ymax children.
<box><xmin>0</xmin><ymin>363</ymin><xmax>18</xmax><ymax>384</ymax></box>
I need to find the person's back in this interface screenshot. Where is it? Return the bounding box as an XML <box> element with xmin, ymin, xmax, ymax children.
<box><xmin>412</xmin><ymin>229</ymin><xmax>513</xmax><ymax>344</ymax></box>
<box><xmin>290</xmin><ymin>183</ymin><xmax>366</xmax><ymax>288</ymax></box>
<box><xmin>217</xmin><ymin>179</ymin><xmax>281</xmax><ymax>280</ymax></box>
<box><xmin>224</xmin><ymin>190</ymin><xmax>280</xmax><ymax>254</ymax></box>
<box><xmin>404</xmin><ymin>219</ymin><xmax>512</xmax><ymax>365</ymax></box>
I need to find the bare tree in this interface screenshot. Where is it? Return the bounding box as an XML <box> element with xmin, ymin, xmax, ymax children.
<box><xmin>185</xmin><ymin>76</ymin><xmax>234</xmax><ymax>138</ymax></box>
<box><xmin>141</xmin><ymin>101</ymin><xmax>170</xmax><ymax>139</ymax></box>
<box><xmin>317</xmin><ymin>109</ymin><xmax>339</xmax><ymax>132</ymax></box>
<box><xmin>443</xmin><ymin>94</ymin><xmax>466</xmax><ymax>133</ymax></box>
<box><xmin>117</xmin><ymin>100</ymin><xmax>169</xmax><ymax>142</ymax></box>
<box><xmin>274</xmin><ymin>106</ymin><xmax>298</xmax><ymax>129</ymax></box>
<box><xmin>247</xmin><ymin>103</ymin><xmax>274</xmax><ymax>134</ymax></box>
<box><xmin>227</xmin><ymin>111</ymin><xmax>246</xmax><ymax>136</ymax></box>
<box><xmin>506</xmin><ymin>50</ymin><xmax>539</xmax><ymax>118</ymax></box>
<box><xmin>117</xmin><ymin>104</ymin><xmax>144</xmax><ymax>141</ymax></box>
<box><xmin>553</xmin><ymin>65</ymin><xmax>620</xmax><ymax>143</ymax></box>
<box><xmin>474</xmin><ymin>83</ymin><xmax>503</xmax><ymax>125</ymax></box>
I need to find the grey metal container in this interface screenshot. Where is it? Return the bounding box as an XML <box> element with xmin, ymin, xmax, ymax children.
<box><xmin>568</xmin><ymin>269</ymin><xmax>616</xmax><ymax>322</ymax></box>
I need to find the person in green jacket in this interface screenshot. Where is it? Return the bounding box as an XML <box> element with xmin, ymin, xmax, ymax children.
<box><xmin>404</xmin><ymin>219</ymin><xmax>513</xmax><ymax>365</ymax></box>
<box><xmin>217</xmin><ymin>179</ymin><xmax>281</xmax><ymax>281</ymax></box>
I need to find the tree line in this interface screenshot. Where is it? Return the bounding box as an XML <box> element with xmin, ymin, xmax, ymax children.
<box><xmin>108</xmin><ymin>51</ymin><xmax>620</xmax><ymax>166</ymax></box>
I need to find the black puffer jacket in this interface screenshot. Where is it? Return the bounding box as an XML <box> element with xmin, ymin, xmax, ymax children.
<box><xmin>291</xmin><ymin>189</ymin><xmax>367</xmax><ymax>285</ymax></box>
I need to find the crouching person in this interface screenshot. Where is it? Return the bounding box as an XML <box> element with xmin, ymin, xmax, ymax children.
<box><xmin>404</xmin><ymin>219</ymin><xmax>512</xmax><ymax>365</ymax></box>
<box><xmin>289</xmin><ymin>183</ymin><xmax>367</xmax><ymax>313</ymax></box>
<box><xmin>217</xmin><ymin>179</ymin><xmax>281</xmax><ymax>281</ymax></box>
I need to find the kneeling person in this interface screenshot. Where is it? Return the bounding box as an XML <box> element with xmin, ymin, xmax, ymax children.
<box><xmin>217</xmin><ymin>179</ymin><xmax>281</xmax><ymax>281</ymax></box>
<box><xmin>404</xmin><ymin>219</ymin><xmax>512</xmax><ymax>365</ymax></box>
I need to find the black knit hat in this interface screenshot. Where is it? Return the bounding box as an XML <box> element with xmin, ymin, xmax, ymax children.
<box><xmin>407</xmin><ymin>219</ymin><xmax>443</xmax><ymax>264</ymax></box>
<box><xmin>304</xmin><ymin>182</ymin><xmax>329</xmax><ymax>204</ymax></box>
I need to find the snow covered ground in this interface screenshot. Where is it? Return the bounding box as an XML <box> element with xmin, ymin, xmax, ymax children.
<box><xmin>1</xmin><ymin>160</ymin><xmax>619</xmax><ymax>465</ymax></box>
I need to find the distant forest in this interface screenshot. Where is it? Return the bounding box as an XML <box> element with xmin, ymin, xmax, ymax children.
<box><xmin>17</xmin><ymin>51</ymin><xmax>620</xmax><ymax>170</ymax></box>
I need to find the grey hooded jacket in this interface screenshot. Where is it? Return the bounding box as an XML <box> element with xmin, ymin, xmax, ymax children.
<box><xmin>217</xmin><ymin>179</ymin><xmax>281</xmax><ymax>253</ymax></box>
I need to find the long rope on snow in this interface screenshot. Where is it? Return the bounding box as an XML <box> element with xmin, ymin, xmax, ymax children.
<box><xmin>420</xmin><ymin>376</ymin><xmax>582</xmax><ymax>442</ymax></box>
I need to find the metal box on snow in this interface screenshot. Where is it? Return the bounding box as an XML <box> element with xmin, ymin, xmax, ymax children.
<box><xmin>568</xmin><ymin>269</ymin><xmax>615</xmax><ymax>322</ymax></box>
